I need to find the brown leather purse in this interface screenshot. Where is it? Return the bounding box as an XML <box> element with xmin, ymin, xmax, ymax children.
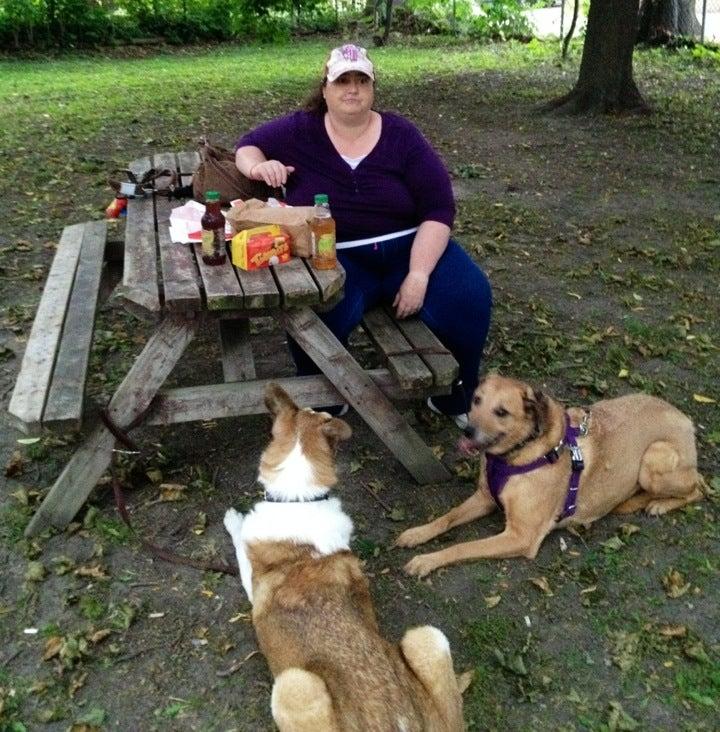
<box><xmin>192</xmin><ymin>139</ymin><xmax>273</xmax><ymax>205</ymax></box>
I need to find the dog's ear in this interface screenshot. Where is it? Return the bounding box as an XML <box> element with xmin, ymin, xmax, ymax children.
<box><xmin>523</xmin><ymin>387</ymin><xmax>549</xmax><ymax>432</ymax></box>
<box><xmin>322</xmin><ymin>418</ymin><xmax>352</xmax><ymax>444</ymax></box>
<box><xmin>264</xmin><ymin>383</ymin><xmax>298</xmax><ymax>417</ymax></box>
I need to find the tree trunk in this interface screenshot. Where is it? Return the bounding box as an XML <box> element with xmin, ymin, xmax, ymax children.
<box><xmin>382</xmin><ymin>0</ymin><xmax>393</xmax><ymax>43</ymax></box>
<box><xmin>546</xmin><ymin>0</ymin><xmax>649</xmax><ymax>114</ymax></box>
<box><xmin>637</xmin><ymin>0</ymin><xmax>700</xmax><ymax>44</ymax></box>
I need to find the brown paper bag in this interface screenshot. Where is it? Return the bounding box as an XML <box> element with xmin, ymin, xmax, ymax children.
<box><xmin>225</xmin><ymin>199</ymin><xmax>315</xmax><ymax>257</ymax></box>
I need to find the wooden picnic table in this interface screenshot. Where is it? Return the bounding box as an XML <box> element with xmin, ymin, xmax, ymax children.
<box><xmin>15</xmin><ymin>151</ymin><xmax>455</xmax><ymax>537</ymax></box>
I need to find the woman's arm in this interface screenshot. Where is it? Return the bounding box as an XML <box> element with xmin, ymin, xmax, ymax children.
<box><xmin>393</xmin><ymin>220</ymin><xmax>450</xmax><ymax>319</ymax></box>
<box><xmin>235</xmin><ymin>145</ymin><xmax>295</xmax><ymax>188</ymax></box>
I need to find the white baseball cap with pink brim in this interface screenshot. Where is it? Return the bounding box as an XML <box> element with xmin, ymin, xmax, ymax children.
<box><xmin>326</xmin><ymin>44</ymin><xmax>375</xmax><ymax>83</ymax></box>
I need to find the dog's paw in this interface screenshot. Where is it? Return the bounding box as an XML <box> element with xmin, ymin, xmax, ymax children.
<box><xmin>395</xmin><ymin>526</ymin><xmax>433</xmax><ymax>548</ymax></box>
<box><xmin>404</xmin><ymin>553</ymin><xmax>440</xmax><ymax>578</ymax></box>
<box><xmin>645</xmin><ymin>499</ymin><xmax>675</xmax><ymax>516</ymax></box>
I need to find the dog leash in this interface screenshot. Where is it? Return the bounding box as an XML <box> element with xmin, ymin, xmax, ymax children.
<box><xmin>101</xmin><ymin>409</ymin><xmax>239</xmax><ymax>577</ymax></box>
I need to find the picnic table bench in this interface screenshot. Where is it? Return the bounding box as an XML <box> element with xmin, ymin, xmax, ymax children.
<box><xmin>9</xmin><ymin>151</ymin><xmax>459</xmax><ymax>538</ymax></box>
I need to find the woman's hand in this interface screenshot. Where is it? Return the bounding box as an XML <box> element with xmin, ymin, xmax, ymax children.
<box><xmin>393</xmin><ymin>271</ymin><xmax>429</xmax><ymax>319</ymax></box>
<box><xmin>249</xmin><ymin>160</ymin><xmax>295</xmax><ymax>188</ymax></box>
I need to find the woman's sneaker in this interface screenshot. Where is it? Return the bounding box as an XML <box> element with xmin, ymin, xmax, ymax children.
<box><xmin>427</xmin><ymin>397</ymin><xmax>468</xmax><ymax>430</ymax></box>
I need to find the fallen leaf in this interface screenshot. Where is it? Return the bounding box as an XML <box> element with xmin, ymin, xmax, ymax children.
<box><xmin>618</xmin><ymin>368</ymin><xmax>629</xmax><ymax>378</ymax></box>
<box><xmin>43</xmin><ymin>636</ymin><xmax>63</xmax><ymax>661</ymax></box>
<box><xmin>192</xmin><ymin>511</ymin><xmax>207</xmax><ymax>535</ymax></box>
<box><xmin>457</xmin><ymin>669</ymin><xmax>475</xmax><ymax>694</ymax></box>
<box><xmin>388</xmin><ymin>507</ymin><xmax>406</xmax><ymax>522</ymax></box>
<box><xmin>693</xmin><ymin>393</ymin><xmax>716</xmax><ymax>404</ymax></box>
<box><xmin>88</xmin><ymin>629</ymin><xmax>112</xmax><ymax>644</ymax></box>
<box><xmin>601</xmin><ymin>536</ymin><xmax>625</xmax><ymax>552</ymax></box>
<box><xmin>618</xmin><ymin>523</ymin><xmax>640</xmax><ymax>537</ymax></box>
<box><xmin>529</xmin><ymin>577</ymin><xmax>553</xmax><ymax>596</ymax></box>
<box><xmin>5</xmin><ymin>450</ymin><xmax>26</xmax><ymax>477</ymax></box>
<box><xmin>16</xmin><ymin>437</ymin><xmax>41</xmax><ymax>445</ymax></box>
<box><xmin>662</xmin><ymin>568</ymin><xmax>690</xmax><ymax>598</ymax></box>
<box><xmin>74</xmin><ymin>563</ymin><xmax>110</xmax><ymax>580</ymax></box>
<box><xmin>25</xmin><ymin>561</ymin><xmax>46</xmax><ymax>582</ymax></box>
<box><xmin>607</xmin><ymin>700</ymin><xmax>639</xmax><ymax>730</ymax></box>
<box><xmin>484</xmin><ymin>595</ymin><xmax>502</xmax><ymax>608</ymax></box>
<box><xmin>146</xmin><ymin>468</ymin><xmax>164</xmax><ymax>483</ymax></box>
<box><xmin>609</xmin><ymin>631</ymin><xmax>640</xmax><ymax>671</ymax></box>
<box><xmin>658</xmin><ymin>624</ymin><xmax>687</xmax><ymax>638</ymax></box>
<box><xmin>159</xmin><ymin>483</ymin><xmax>186</xmax><ymax>501</ymax></box>
<box><xmin>683</xmin><ymin>640</ymin><xmax>710</xmax><ymax>664</ymax></box>
<box><xmin>69</xmin><ymin>671</ymin><xmax>87</xmax><ymax>697</ymax></box>
<box><xmin>493</xmin><ymin>648</ymin><xmax>528</xmax><ymax>676</ymax></box>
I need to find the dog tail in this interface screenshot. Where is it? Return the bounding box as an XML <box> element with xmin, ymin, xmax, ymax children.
<box><xmin>400</xmin><ymin>626</ymin><xmax>464</xmax><ymax>731</ymax></box>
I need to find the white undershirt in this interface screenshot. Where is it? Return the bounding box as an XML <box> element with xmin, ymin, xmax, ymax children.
<box><xmin>341</xmin><ymin>154</ymin><xmax>366</xmax><ymax>170</ymax></box>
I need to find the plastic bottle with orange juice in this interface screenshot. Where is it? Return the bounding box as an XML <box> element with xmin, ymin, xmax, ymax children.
<box><xmin>310</xmin><ymin>194</ymin><xmax>337</xmax><ymax>270</ymax></box>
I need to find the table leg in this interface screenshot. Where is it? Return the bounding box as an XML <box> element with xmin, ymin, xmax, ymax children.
<box><xmin>25</xmin><ymin>315</ymin><xmax>199</xmax><ymax>537</ymax></box>
<box><xmin>282</xmin><ymin>308</ymin><xmax>450</xmax><ymax>484</ymax></box>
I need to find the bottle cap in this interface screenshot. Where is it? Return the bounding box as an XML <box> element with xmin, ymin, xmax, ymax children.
<box><xmin>206</xmin><ymin>191</ymin><xmax>220</xmax><ymax>202</ymax></box>
<box><xmin>314</xmin><ymin>194</ymin><xmax>329</xmax><ymax>205</ymax></box>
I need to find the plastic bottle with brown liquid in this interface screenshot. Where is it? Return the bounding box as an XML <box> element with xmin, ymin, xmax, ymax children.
<box><xmin>310</xmin><ymin>194</ymin><xmax>337</xmax><ymax>270</ymax></box>
<box><xmin>201</xmin><ymin>191</ymin><xmax>227</xmax><ymax>265</ymax></box>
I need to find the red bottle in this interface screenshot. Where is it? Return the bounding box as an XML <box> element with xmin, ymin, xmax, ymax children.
<box><xmin>201</xmin><ymin>191</ymin><xmax>227</xmax><ymax>265</ymax></box>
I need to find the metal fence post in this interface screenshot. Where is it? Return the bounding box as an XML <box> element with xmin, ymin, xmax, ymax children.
<box><xmin>700</xmin><ymin>0</ymin><xmax>707</xmax><ymax>43</ymax></box>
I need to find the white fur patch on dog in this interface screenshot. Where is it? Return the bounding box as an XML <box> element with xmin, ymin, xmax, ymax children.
<box><xmin>425</xmin><ymin>626</ymin><xmax>451</xmax><ymax>654</ymax></box>
<box><xmin>260</xmin><ymin>439</ymin><xmax>329</xmax><ymax>501</ymax></box>
<box><xmin>224</xmin><ymin>499</ymin><xmax>353</xmax><ymax>604</ymax></box>
<box><xmin>224</xmin><ymin>509</ymin><xmax>253</xmax><ymax>600</ymax></box>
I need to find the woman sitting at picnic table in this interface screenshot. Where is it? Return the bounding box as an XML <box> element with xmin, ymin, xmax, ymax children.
<box><xmin>235</xmin><ymin>44</ymin><xmax>492</xmax><ymax>427</ymax></box>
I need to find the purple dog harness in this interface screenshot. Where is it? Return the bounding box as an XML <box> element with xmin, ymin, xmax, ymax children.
<box><xmin>485</xmin><ymin>414</ymin><xmax>587</xmax><ymax>522</ymax></box>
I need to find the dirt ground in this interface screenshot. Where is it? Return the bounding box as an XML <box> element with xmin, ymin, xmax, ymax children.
<box><xmin>1</xmin><ymin>44</ymin><xmax>719</xmax><ymax>730</ymax></box>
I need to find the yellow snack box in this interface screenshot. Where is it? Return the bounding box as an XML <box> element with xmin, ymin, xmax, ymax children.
<box><xmin>230</xmin><ymin>225</ymin><xmax>292</xmax><ymax>271</ymax></box>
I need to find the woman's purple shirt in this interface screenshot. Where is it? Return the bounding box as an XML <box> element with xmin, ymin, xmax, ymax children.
<box><xmin>236</xmin><ymin>111</ymin><xmax>455</xmax><ymax>242</ymax></box>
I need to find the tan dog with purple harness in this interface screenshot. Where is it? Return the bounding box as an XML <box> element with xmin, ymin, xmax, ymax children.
<box><xmin>397</xmin><ymin>374</ymin><xmax>707</xmax><ymax>577</ymax></box>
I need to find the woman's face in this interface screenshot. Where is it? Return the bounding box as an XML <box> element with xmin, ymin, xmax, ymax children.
<box><xmin>323</xmin><ymin>72</ymin><xmax>374</xmax><ymax>118</ymax></box>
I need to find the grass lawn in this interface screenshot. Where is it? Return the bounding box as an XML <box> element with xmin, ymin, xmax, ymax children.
<box><xmin>0</xmin><ymin>38</ymin><xmax>718</xmax><ymax>730</ymax></box>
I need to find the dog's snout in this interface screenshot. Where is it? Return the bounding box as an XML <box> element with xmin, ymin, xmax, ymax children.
<box><xmin>463</xmin><ymin>425</ymin><xmax>475</xmax><ymax>439</ymax></box>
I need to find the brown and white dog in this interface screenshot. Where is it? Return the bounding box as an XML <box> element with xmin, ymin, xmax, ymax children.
<box><xmin>224</xmin><ymin>384</ymin><xmax>465</xmax><ymax>732</ymax></box>
<box><xmin>397</xmin><ymin>374</ymin><xmax>706</xmax><ymax>577</ymax></box>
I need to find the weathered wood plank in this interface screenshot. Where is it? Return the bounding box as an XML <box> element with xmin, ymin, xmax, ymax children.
<box><xmin>392</xmin><ymin>313</ymin><xmax>458</xmax><ymax>388</ymax></box>
<box><xmin>8</xmin><ymin>223</ymin><xmax>85</xmax><ymax>433</ymax></box>
<box><xmin>146</xmin><ymin>369</ymin><xmax>420</xmax><ymax>425</ymax></box>
<box><xmin>272</xmin><ymin>257</ymin><xmax>322</xmax><ymax>308</ymax></box>
<box><xmin>303</xmin><ymin>258</ymin><xmax>346</xmax><ymax>303</ymax></box>
<box><xmin>25</xmin><ymin>315</ymin><xmax>198</xmax><ymax>537</ymax></box>
<box><xmin>116</xmin><ymin>186</ymin><xmax>161</xmax><ymax>316</ymax></box>
<box><xmin>234</xmin><ymin>265</ymin><xmax>280</xmax><ymax>310</ymax></box>
<box><xmin>156</xmin><ymin>196</ymin><xmax>202</xmax><ymax>311</ymax></box>
<box><xmin>219</xmin><ymin>319</ymin><xmax>256</xmax><ymax>382</ymax></box>
<box><xmin>43</xmin><ymin>221</ymin><xmax>107</xmax><ymax>432</ymax></box>
<box><xmin>283</xmin><ymin>308</ymin><xmax>449</xmax><ymax>484</ymax></box>
<box><xmin>193</xmin><ymin>242</ymin><xmax>244</xmax><ymax>310</ymax></box>
<box><xmin>362</xmin><ymin>308</ymin><xmax>433</xmax><ymax>391</ymax></box>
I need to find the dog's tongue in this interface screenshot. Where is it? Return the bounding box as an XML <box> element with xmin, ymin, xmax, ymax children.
<box><xmin>457</xmin><ymin>436</ymin><xmax>480</xmax><ymax>457</ymax></box>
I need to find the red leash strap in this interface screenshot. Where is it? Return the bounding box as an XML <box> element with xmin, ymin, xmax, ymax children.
<box><xmin>102</xmin><ymin>409</ymin><xmax>239</xmax><ymax>577</ymax></box>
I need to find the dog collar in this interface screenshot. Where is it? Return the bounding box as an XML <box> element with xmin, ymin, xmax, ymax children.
<box><xmin>485</xmin><ymin>413</ymin><xmax>587</xmax><ymax>522</ymax></box>
<box><xmin>263</xmin><ymin>492</ymin><xmax>330</xmax><ymax>503</ymax></box>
